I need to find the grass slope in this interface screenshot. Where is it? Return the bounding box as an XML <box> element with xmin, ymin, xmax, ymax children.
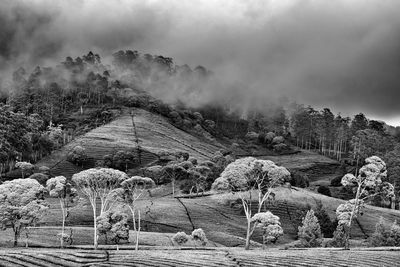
<box><xmin>9</xmin><ymin>185</ymin><xmax>399</xmax><ymax>249</ymax></box>
<box><xmin>36</xmin><ymin>108</ymin><xmax>225</xmax><ymax>177</ymax></box>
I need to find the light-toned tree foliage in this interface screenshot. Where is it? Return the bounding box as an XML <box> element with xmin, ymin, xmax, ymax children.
<box><xmin>212</xmin><ymin>157</ymin><xmax>290</xmax><ymax>250</ymax></box>
<box><xmin>15</xmin><ymin>161</ymin><xmax>34</xmax><ymax>178</ymax></box>
<box><xmin>251</xmin><ymin>211</ymin><xmax>283</xmax><ymax>249</ymax></box>
<box><xmin>72</xmin><ymin>168</ymin><xmax>128</xmax><ymax>249</ymax></box>
<box><xmin>118</xmin><ymin>176</ymin><xmax>155</xmax><ymax>250</ymax></box>
<box><xmin>97</xmin><ymin>210</ymin><xmax>129</xmax><ymax>247</ymax></box>
<box><xmin>46</xmin><ymin>176</ymin><xmax>78</xmax><ymax>248</ymax></box>
<box><xmin>0</xmin><ymin>179</ymin><xmax>48</xmax><ymax>246</ymax></box>
<box><xmin>336</xmin><ymin>156</ymin><xmax>394</xmax><ymax>249</ymax></box>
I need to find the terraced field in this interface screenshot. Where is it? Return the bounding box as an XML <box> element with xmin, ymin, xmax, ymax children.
<box><xmin>36</xmin><ymin>108</ymin><xmax>225</xmax><ymax>177</ymax></box>
<box><xmin>0</xmin><ymin>248</ymin><xmax>399</xmax><ymax>267</ymax></box>
<box><xmin>16</xmin><ymin>185</ymin><xmax>398</xmax><ymax>248</ymax></box>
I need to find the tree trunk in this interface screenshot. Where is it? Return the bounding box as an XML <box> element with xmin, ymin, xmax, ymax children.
<box><xmin>25</xmin><ymin>228</ymin><xmax>29</xmax><ymax>248</ymax></box>
<box><xmin>60</xmin><ymin>199</ymin><xmax>65</xmax><ymax>248</ymax></box>
<box><xmin>345</xmin><ymin>185</ymin><xmax>361</xmax><ymax>249</ymax></box>
<box><xmin>13</xmin><ymin>227</ymin><xmax>19</xmax><ymax>247</ymax></box>
<box><xmin>245</xmin><ymin>217</ymin><xmax>251</xmax><ymax>250</ymax></box>
<box><xmin>92</xmin><ymin>204</ymin><xmax>98</xmax><ymax>249</ymax></box>
<box><xmin>136</xmin><ymin>210</ymin><xmax>140</xmax><ymax>251</ymax></box>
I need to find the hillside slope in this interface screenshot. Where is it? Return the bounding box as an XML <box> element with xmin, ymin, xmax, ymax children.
<box><xmin>36</xmin><ymin>108</ymin><xmax>226</xmax><ymax>177</ymax></box>
<box><xmin>38</xmin><ymin>185</ymin><xmax>400</xmax><ymax>248</ymax></box>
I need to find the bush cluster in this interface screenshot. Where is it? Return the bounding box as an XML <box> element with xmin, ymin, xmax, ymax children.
<box><xmin>172</xmin><ymin>228</ymin><xmax>208</xmax><ymax>246</ymax></box>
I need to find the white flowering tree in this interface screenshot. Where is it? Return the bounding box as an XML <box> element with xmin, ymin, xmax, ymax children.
<box><xmin>72</xmin><ymin>168</ymin><xmax>128</xmax><ymax>249</ymax></box>
<box><xmin>46</xmin><ymin>176</ymin><xmax>78</xmax><ymax>248</ymax></box>
<box><xmin>336</xmin><ymin>156</ymin><xmax>394</xmax><ymax>249</ymax></box>
<box><xmin>212</xmin><ymin>157</ymin><xmax>290</xmax><ymax>250</ymax></box>
<box><xmin>118</xmin><ymin>176</ymin><xmax>155</xmax><ymax>250</ymax></box>
<box><xmin>0</xmin><ymin>178</ymin><xmax>48</xmax><ymax>246</ymax></box>
<box><xmin>251</xmin><ymin>211</ymin><xmax>283</xmax><ymax>249</ymax></box>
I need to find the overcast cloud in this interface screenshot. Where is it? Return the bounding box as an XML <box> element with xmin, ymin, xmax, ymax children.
<box><xmin>1</xmin><ymin>0</ymin><xmax>400</xmax><ymax>124</ymax></box>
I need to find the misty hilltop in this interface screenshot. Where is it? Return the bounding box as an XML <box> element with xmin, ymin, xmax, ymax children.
<box><xmin>1</xmin><ymin>0</ymin><xmax>400</xmax><ymax>125</ymax></box>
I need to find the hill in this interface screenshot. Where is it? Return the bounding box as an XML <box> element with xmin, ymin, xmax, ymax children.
<box><xmin>29</xmin><ymin>105</ymin><xmax>400</xmax><ymax>249</ymax></box>
<box><xmin>36</xmin><ymin>108</ymin><xmax>226</xmax><ymax>178</ymax></box>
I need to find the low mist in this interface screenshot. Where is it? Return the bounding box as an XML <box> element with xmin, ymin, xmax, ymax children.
<box><xmin>1</xmin><ymin>0</ymin><xmax>400</xmax><ymax>123</ymax></box>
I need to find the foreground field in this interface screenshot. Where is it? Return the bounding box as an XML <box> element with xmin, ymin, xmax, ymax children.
<box><xmin>0</xmin><ymin>248</ymin><xmax>399</xmax><ymax>267</ymax></box>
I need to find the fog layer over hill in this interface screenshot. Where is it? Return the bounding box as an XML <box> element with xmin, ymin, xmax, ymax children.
<box><xmin>1</xmin><ymin>0</ymin><xmax>400</xmax><ymax>123</ymax></box>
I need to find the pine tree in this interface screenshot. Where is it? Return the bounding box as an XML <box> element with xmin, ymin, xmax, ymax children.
<box><xmin>332</xmin><ymin>224</ymin><xmax>347</xmax><ymax>247</ymax></box>
<box><xmin>298</xmin><ymin>209</ymin><xmax>323</xmax><ymax>247</ymax></box>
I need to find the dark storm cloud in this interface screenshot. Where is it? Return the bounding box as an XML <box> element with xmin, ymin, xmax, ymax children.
<box><xmin>1</xmin><ymin>0</ymin><xmax>400</xmax><ymax>123</ymax></box>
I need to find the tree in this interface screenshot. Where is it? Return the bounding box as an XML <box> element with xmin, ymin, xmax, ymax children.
<box><xmin>97</xmin><ymin>210</ymin><xmax>129</xmax><ymax>248</ymax></box>
<box><xmin>251</xmin><ymin>211</ymin><xmax>283</xmax><ymax>249</ymax></box>
<box><xmin>15</xmin><ymin>161</ymin><xmax>34</xmax><ymax>178</ymax></box>
<box><xmin>350</xmin><ymin>113</ymin><xmax>368</xmax><ymax>136</ymax></box>
<box><xmin>72</xmin><ymin>168</ymin><xmax>128</xmax><ymax>249</ymax></box>
<box><xmin>297</xmin><ymin>209</ymin><xmax>323</xmax><ymax>247</ymax></box>
<box><xmin>161</xmin><ymin>162</ymin><xmax>187</xmax><ymax>197</ymax></box>
<box><xmin>350</xmin><ymin>129</ymin><xmax>394</xmax><ymax>173</ymax></box>
<box><xmin>0</xmin><ymin>179</ymin><xmax>48</xmax><ymax>246</ymax></box>
<box><xmin>212</xmin><ymin>157</ymin><xmax>290</xmax><ymax>250</ymax></box>
<box><xmin>336</xmin><ymin>156</ymin><xmax>394</xmax><ymax>249</ymax></box>
<box><xmin>67</xmin><ymin>146</ymin><xmax>87</xmax><ymax>167</ymax></box>
<box><xmin>112</xmin><ymin>150</ymin><xmax>136</xmax><ymax>171</ymax></box>
<box><xmin>370</xmin><ymin>217</ymin><xmax>387</xmax><ymax>247</ymax></box>
<box><xmin>314</xmin><ymin>201</ymin><xmax>336</xmax><ymax>238</ymax></box>
<box><xmin>384</xmin><ymin>145</ymin><xmax>400</xmax><ymax>209</ymax></box>
<box><xmin>46</xmin><ymin>176</ymin><xmax>78</xmax><ymax>248</ymax></box>
<box><xmin>119</xmin><ymin>176</ymin><xmax>155</xmax><ymax>250</ymax></box>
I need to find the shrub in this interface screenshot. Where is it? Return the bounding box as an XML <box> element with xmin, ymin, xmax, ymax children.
<box><xmin>38</xmin><ymin>166</ymin><xmax>50</xmax><ymax>175</ymax></box>
<box><xmin>188</xmin><ymin>157</ymin><xmax>198</xmax><ymax>165</ymax></box>
<box><xmin>331</xmin><ymin>224</ymin><xmax>347</xmax><ymax>247</ymax></box>
<box><xmin>203</xmin><ymin>120</ymin><xmax>215</xmax><ymax>129</ymax></box>
<box><xmin>370</xmin><ymin>217</ymin><xmax>388</xmax><ymax>247</ymax></box>
<box><xmin>273</xmin><ymin>143</ymin><xmax>288</xmax><ymax>153</ymax></box>
<box><xmin>272</xmin><ymin>136</ymin><xmax>284</xmax><ymax>145</ymax></box>
<box><xmin>314</xmin><ymin>201</ymin><xmax>337</xmax><ymax>238</ymax></box>
<box><xmin>191</xmin><ymin>228</ymin><xmax>207</xmax><ymax>245</ymax></box>
<box><xmin>28</xmin><ymin>173</ymin><xmax>49</xmax><ymax>186</ymax></box>
<box><xmin>317</xmin><ymin>185</ymin><xmax>331</xmax><ymax>197</ymax></box>
<box><xmin>290</xmin><ymin>171</ymin><xmax>309</xmax><ymax>188</ymax></box>
<box><xmin>330</xmin><ymin>175</ymin><xmax>343</xmax><ymax>187</ymax></box>
<box><xmin>298</xmin><ymin>209</ymin><xmax>323</xmax><ymax>247</ymax></box>
<box><xmin>173</xmin><ymin>232</ymin><xmax>189</xmax><ymax>245</ymax></box>
<box><xmin>245</xmin><ymin>131</ymin><xmax>258</xmax><ymax>141</ymax></box>
<box><xmin>370</xmin><ymin>218</ymin><xmax>400</xmax><ymax>247</ymax></box>
<box><xmin>386</xmin><ymin>221</ymin><xmax>400</xmax><ymax>246</ymax></box>
<box><xmin>67</xmin><ymin>146</ymin><xmax>87</xmax><ymax>166</ymax></box>
<box><xmin>265</xmin><ymin>132</ymin><xmax>276</xmax><ymax>144</ymax></box>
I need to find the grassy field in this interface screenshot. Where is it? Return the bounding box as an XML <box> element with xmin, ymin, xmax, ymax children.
<box><xmin>4</xmin><ymin>184</ymin><xmax>399</xmax><ymax>249</ymax></box>
<box><xmin>0</xmin><ymin>247</ymin><xmax>399</xmax><ymax>267</ymax></box>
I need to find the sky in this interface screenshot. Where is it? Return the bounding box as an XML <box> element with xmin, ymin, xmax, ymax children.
<box><xmin>1</xmin><ymin>0</ymin><xmax>400</xmax><ymax>125</ymax></box>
